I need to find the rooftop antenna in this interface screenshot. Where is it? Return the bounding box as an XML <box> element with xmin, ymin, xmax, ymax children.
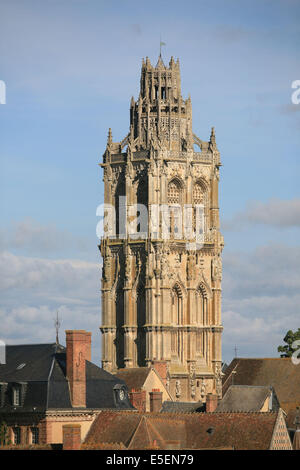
<box><xmin>159</xmin><ymin>35</ymin><xmax>166</xmax><ymax>58</ymax></box>
<box><xmin>234</xmin><ymin>345</ymin><xmax>238</xmax><ymax>358</ymax></box>
<box><xmin>54</xmin><ymin>311</ymin><xmax>61</xmax><ymax>345</ymax></box>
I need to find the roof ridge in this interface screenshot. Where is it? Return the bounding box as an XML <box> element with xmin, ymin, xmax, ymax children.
<box><xmin>146</xmin><ymin>418</ymin><xmax>166</xmax><ymax>444</ymax></box>
<box><xmin>234</xmin><ymin>357</ymin><xmax>290</xmax><ymax>360</ymax></box>
<box><xmin>230</xmin><ymin>384</ymin><xmax>271</xmax><ymax>388</ymax></box>
<box><xmin>115</xmin><ymin>367</ymin><xmax>150</xmax><ymax>373</ymax></box>
<box><xmin>95</xmin><ymin>409</ymin><xmax>278</xmax><ymax>417</ymax></box>
<box><xmin>203</xmin><ymin>411</ymin><xmax>277</xmax><ymax>415</ymax></box>
<box><xmin>6</xmin><ymin>343</ymin><xmax>57</xmax><ymax>347</ymax></box>
<box><xmin>128</xmin><ymin>416</ymin><xmax>151</xmax><ymax>448</ymax></box>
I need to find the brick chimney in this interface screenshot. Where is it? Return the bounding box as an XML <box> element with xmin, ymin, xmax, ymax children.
<box><xmin>84</xmin><ymin>331</ymin><xmax>92</xmax><ymax>362</ymax></box>
<box><xmin>206</xmin><ymin>393</ymin><xmax>218</xmax><ymax>412</ymax></box>
<box><xmin>149</xmin><ymin>389</ymin><xmax>163</xmax><ymax>413</ymax></box>
<box><xmin>63</xmin><ymin>424</ymin><xmax>81</xmax><ymax>450</ymax></box>
<box><xmin>129</xmin><ymin>388</ymin><xmax>146</xmax><ymax>412</ymax></box>
<box><xmin>65</xmin><ymin>330</ymin><xmax>87</xmax><ymax>408</ymax></box>
<box><xmin>151</xmin><ymin>361</ymin><xmax>168</xmax><ymax>386</ymax></box>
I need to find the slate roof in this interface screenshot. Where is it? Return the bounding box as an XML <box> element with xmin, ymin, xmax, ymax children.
<box><xmin>160</xmin><ymin>401</ymin><xmax>204</xmax><ymax>413</ymax></box>
<box><xmin>216</xmin><ymin>385</ymin><xmax>280</xmax><ymax>413</ymax></box>
<box><xmin>222</xmin><ymin>358</ymin><xmax>300</xmax><ymax>426</ymax></box>
<box><xmin>0</xmin><ymin>343</ymin><xmax>133</xmax><ymax>412</ymax></box>
<box><xmin>84</xmin><ymin>409</ymin><xmax>284</xmax><ymax>450</ymax></box>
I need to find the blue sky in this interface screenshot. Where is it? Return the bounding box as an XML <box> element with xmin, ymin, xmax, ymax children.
<box><xmin>0</xmin><ymin>0</ymin><xmax>299</xmax><ymax>364</ymax></box>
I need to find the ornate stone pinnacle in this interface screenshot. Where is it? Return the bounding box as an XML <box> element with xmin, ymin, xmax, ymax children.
<box><xmin>210</xmin><ymin>126</ymin><xmax>216</xmax><ymax>143</ymax></box>
<box><xmin>107</xmin><ymin>128</ymin><xmax>113</xmax><ymax>146</ymax></box>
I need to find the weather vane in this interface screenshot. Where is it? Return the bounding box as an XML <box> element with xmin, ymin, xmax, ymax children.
<box><xmin>54</xmin><ymin>311</ymin><xmax>61</xmax><ymax>345</ymax></box>
<box><xmin>159</xmin><ymin>35</ymin><xmax>166</xmax><ymax>57</ymax></box>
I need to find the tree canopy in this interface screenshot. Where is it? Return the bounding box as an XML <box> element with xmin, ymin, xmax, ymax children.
<box><xmin>278</xmin><ymin>328</ymin><xmax>300</xmax><ymax>357</ymax></box>
<box><xmin>0</xmin><ymin>421</ymin><xmax>10</xmax><ymax>446</ymax></box>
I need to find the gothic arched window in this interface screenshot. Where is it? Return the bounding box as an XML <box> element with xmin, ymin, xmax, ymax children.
<box><xmin>195</xmin><ymin>284</ymin><xmax>208</xmax><ymax>325</ymax></box>
<box><xmin>193</xmin><ymin>181</ymin><xmax>206</xmax><ymax>240</ymax></box>
<box><xmin>171</xmin><ymin>284</ymin><xmax>183</xmax><ymax>325</ymax></box>
<box><xmin>136</xmin><ymin>283</ymin><xmax>146</xmax><ymax>367</ymax></box>
<box><xmin>168</xmin><ymin>179</ymin><xmax>181</xmax><ymax>204</ymax></box>
<box><xmin>171</xmin><ymin>283</ymin><xmax>184</xmax><ymax>362</ymax></box>
<box><xmin>115</xmin><ymin>287</ymin><xmax>125</xmax><ymax>368</ymax></box>
<box><xmin>136</xmin><ymin>178</ymin><xmax>148</xmax><ymax>235</ymax></box>
<box><xmin>193</xmin><ymin>182</ymin><xmax>203</xmax><ymax>204</ymax></box>
<box><xmin>167</xmin><ymin>179</ymin><xmax>183</xmax><ymax>239</ymax></box>
<box><xmin>115</xmin><ymin>179</ymin><xmax>126</xmax><ymax>237</ymax></box>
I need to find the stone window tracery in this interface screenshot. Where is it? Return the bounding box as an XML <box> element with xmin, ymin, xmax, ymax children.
<box><xmin>168</xmin><ymin>179</ymin><xmax>183</xmax><ymax>238</ymax></box>
<box><xmin>168</xmin><ymin>180</ymin><xmax>181</xmax><ymax>204</ymax></box>
<box><xmin>193</xmin><ymin>182</ymin><xmax>203</xmax><ymax>204</ymax></box>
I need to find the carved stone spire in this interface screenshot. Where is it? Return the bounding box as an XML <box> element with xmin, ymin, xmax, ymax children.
<box><xmin>107</xmin><ymin>128</ymin><xmax>113</xmax><ymax>147</ymax></box>
<box><xmin>156</xmin><ymin>55</ymin><xmax>165</xmax><ymax>69</ymax></box>
<box><xmin>209</xmin><ymin>126</ymin><xmax>216</xmax><ymax>147</ymax></box>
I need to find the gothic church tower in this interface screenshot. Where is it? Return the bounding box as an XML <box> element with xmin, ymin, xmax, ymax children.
<box><xmin>100</xmin><ymin>56</ymin><xmax>224</xmax><ymax>402</ymax></box>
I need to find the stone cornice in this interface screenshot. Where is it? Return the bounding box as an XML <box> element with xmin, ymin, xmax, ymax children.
<box><xmin>144</xmin><ymin>324</ymin><xmax>222</xmax><ymax>332</ymax></box>
<box><xmin>45</xmin><ymin>409</ymin><xmax>98</xmax><ymax>419</ymax></box>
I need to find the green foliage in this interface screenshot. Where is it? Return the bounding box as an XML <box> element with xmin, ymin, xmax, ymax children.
<box><xmin>0</xmin><ymin>421</ymin><xmax>11</xmax><ymax>446</ymax></box>
<box><xmin>278</xmin><ymin>328</ymin><xmax>300</xmax><ymax>357</ymax></box>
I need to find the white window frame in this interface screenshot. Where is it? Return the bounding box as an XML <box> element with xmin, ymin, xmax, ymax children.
<box><xmin>13</xmin><ymin>427</ymin><xmax>21</xmax><ymax>445</ymax></box>
<box><xmin>13</xmin><ymin>387</ymin><xmax>21</xmax><ymax>406</ymax></box>
<box><xmin>31</xmin><ymin>427</ymin><xmax>39</xmax><ymax>444</ymax></box>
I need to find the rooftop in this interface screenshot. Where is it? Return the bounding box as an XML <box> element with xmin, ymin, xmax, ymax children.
<box><xmin>84</xmin><ymin>409</ymin><xmax>285</xmax><ymax>450</ymax></box>
<box><xmin>0</xmin><ymin>343</ymin><xmax>133</xmax><ymax>412</ymax></box>
<box><xmin>217</xmin><ymin>385</ymin><xmax>279</xmax><ymax>413</ymax></box>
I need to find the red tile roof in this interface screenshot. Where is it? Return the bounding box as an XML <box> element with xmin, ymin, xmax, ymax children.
<box><xmin>84</xmin><ymin>410</ymin><xmax>283</xmax><ymax>450</ymax></box>
<box><xmin>84</xmin><ymin>410</ymin><xmax>140</xmax><ymax>447</ymax></box>
<box><xmin>114</xmin><ymin>368</ymin><xmax>151</xmax><ymax>391</ymax></box>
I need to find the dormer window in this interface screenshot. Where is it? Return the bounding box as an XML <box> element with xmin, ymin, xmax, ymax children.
<box><xmin>13</xmin><ymin>386</ymin><xmax>21</xmax><ymax>406</ymax></box>
<box><xmin>113</xmin><ymin>384</ymin><xmax>129</xmax><ymax>406</ymax></box>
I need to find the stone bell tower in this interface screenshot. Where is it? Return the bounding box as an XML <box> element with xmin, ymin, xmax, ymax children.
<box><xmin>99</xmin><ymin>55</ymin><xmax>224</xmax><ymax>402</ymax></box>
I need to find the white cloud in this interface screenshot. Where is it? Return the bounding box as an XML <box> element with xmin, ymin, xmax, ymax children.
<box><xmin>222</xmin><ymin>198</ymin><xmax>300</xmax><ymax>230</ymax></box>
<box><xmin>0</xmin><ymin>218</ymin><xmax>91</xmax><ymax>256</ymax></box>
<box><xmin>1</xmin><ymin>223</ymin><xmax>299</xmax><ymax>364</ymax></box>
<box><xmin>0</xmin><ymin>250</ymin><xmax>99</xmax><ymax>291</ymax></box>
<box><xmin>0</xmin><ymin>0</ymin><xmax>298</xmax><ymax>106</ymax></box>
<box><xmin>222</xmin><ymin>244</ymin><xmax>300</xmax><ymax>361</ymax></box>
<box><xmin>0</xmin><ymin>250</ymin><xmax>102</xmax><ymax>362</ymax></box>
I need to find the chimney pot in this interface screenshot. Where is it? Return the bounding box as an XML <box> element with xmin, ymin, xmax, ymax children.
<box><xmin>206</xmin><ymin>393</ymin><xmax>218</xmax><ymax>413</ymax></box>
<box><xmin>149</xmin><ymin>389</ymin><xmax>163</xmax><ymax>413</ymax></box>
<box><xmin>63</xmin><ymin>424</ymin><xmax>81</xmax><ymax>450</ymax></box>
<box><xmin>129</xmin><ymin>389</ymin><xmax>146</xmax><ymax>412</ymax></box>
